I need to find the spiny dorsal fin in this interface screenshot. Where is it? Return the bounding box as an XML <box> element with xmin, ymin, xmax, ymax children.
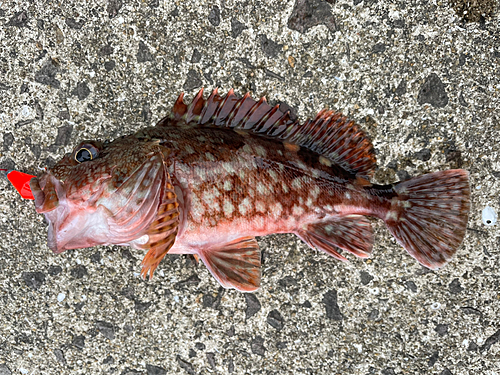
<box><xmin>160</xmin><ymin>89</ymin><xmax>377</xmax><ymax>178</ymax></box>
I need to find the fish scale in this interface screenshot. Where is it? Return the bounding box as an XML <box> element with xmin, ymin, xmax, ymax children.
<box><xmin>28</xmin><ymin>89</ymin><xmax>470</xmax><ymax>292</ymax></box>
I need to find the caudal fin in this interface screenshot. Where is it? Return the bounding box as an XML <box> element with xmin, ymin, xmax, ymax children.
<box><xmin>385</xmin><ymin>169</ymin><xmax>470</xmax><ymax>269</ymax></box>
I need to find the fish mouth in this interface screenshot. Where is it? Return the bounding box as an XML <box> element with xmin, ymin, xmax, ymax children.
<box><xmin>30</xmin><ymin>173</ymin><xmax>65</xmax><ymax>214</ymax></box>
<box><xmin>30</xmin><ymin>173</ymin><xmax>65</xmax><ymax>253</ymax></box>
<box><xmin>30</xmin><ymin>173</ymin><xmax>111</xmax><ymax>253</ymax></box>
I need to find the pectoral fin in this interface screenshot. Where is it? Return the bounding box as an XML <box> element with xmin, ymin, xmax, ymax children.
<box><xmin>139</xmin><ymin>172</ymin><xmax>180</xmax><ymax>280</ymax></box>
<box><xmin>296</xmin><ymin>215</ymin><xmax>374</xmax><ymax>261</ymax></box>
<box><xmin>198</xmin><ymin>237</ymin><xmax>261</xmax><ymax>292</ymax></box>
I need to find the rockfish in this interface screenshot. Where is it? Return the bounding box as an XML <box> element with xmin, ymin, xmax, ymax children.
<box><xmin>30</xmin><ymin>89</ymin><xmax>471</xmax><ymax>291</ymax></box>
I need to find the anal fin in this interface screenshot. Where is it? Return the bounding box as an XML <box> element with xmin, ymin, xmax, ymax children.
<box><xmin>198</xmin><ymin>237</ymin><xmax>261</xmax><ymax>292</ymax></box>
<box><xmin>296</xmin><ymin>215</ymin><xmax>374</xmax><ymax>261</ymax></box>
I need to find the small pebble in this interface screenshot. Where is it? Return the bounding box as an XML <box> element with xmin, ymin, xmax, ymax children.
<box><xmin>57</xmin><ymin>293</ymin><xmax>66</xmax><ymax>302</ymax></box>
<box><xmin>482</xmin><ymin>206</ymin><xmax>497</xmax><ymax>226</ymax></box>
<box><xmin>431</xmin><ymin>302</ymin><xmax>441</xmax><ymax>310</ymax></box>
<box><xmin>20</xmin><ymin>105</ymin><xmax>32</xmax><ymax>117</ymax></box>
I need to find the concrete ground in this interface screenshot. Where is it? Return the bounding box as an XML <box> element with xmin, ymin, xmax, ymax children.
<box><xmin>0</xmin><ymin>0</ymin><xmax>499</xmax><ymax>374</ymax></box>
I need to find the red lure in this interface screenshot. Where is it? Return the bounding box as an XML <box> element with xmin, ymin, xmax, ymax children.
<box><xmin>1</xmin><ymin>169</ymin><xmax>35</xmax><ymax>200</ymax></box>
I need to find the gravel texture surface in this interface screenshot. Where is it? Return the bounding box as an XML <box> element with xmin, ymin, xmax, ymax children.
<box><xmin>0</xmin><ymin>1</ymin><xmax>499</xmax><ymax>374</ymax></box>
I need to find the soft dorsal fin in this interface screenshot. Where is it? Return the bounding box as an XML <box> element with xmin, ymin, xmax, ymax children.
<box><xmin>158</xmin><ymin>89</ymin><xmax>377</xmax><ymax>178</ymax></box>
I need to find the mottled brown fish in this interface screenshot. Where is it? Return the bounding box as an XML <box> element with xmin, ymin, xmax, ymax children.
<box><xmin>30</xmin><ymin>89</ymin><xmax>470</xmax><ymax>291</ymax></box>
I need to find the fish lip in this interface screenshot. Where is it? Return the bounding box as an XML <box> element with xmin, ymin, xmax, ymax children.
<box><xmin>31</xmin><ymin>172</ymin><xmax>70</xmax><ymax>252</ymax></box>
<box><xmin>29</xmin><ymin>177</ymin><xmax>46</xmax><ymax>210</ymax></box>
<box><xmin>31</xmin><ymin>172</ymin><xmax>67</xmax><ymax>214</ymax></box>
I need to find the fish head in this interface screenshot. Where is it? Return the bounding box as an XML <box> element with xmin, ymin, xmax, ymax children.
<box><xmin>30</xmin><ymin>134</ymin><xmax>169</xmax><ymax>254</ymax></box>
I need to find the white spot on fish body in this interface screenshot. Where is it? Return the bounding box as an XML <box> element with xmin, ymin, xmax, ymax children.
<box><xmin>242</xmin><ymin>144</ymin><xmax>253</xmax><ymax>154</ymax></box>
<box><xmin>239</xmin><ymin>197</ymin><xmax>252</xmax><ymax>216</ymax></box>
<box><xmin>224</xmin><ymin>180</ymin><xmax>232</xmax><ymax>191</ymax></box>
<box><xmin>190</xmin><ymin>195</ymin><xmax>205</xmax><ymax>222</ymax></box>
<box><xmin>292</xmin><ymin>178</ymin><xmax>302</xmax><ymax>190</ymax></box>
<box><xmin>223</xmin><ymin>199</ymin><xmax>235</xmax><ymax>217</ymax></box>
<box><xmin>222</xmin><ymin>162</ymin><xmax>236</xmax><ymax>174</ymax></box>
<box><xmin>257</xmin><ymin>182</ymin><xmax>270</xmax><ymax>196</ymax></box>
<box><xmin>282</xmin><ymin>182</ymin><xmax>289</xmax><ymax>193</ymax></box>
<box><xmin>385</xmin><ymin>211</ymin><xmax>398</xmax><ymax>221</ymax></box>
<box><xmin>185</xmin><ymin>145</ymin><xmax>195</xmax><ymax>154</ymax></box>
<box><xmin>306</xmin><ymin>197</ymin><xmax>313</xmax><ymax>207</ymax></box>
<box><xmin>176</xmin><ymin>162</ymin><xmax>191</xmax><ymax>174</ymax></box>
<box><xmin>270</xmin><ymin>202</ymin><xmax>283</xmax><ymax>218</ymax></box>
<box><xmin>201</xmin><ymin>188</ymin><xmax>220</xmax><ymax>210</ymax></box>
<box><xmin>345</xmin><ymin>192</ymin><xmax>351</xmax><ymax>200</ymax></box>
<box><xmin>256</xmin><ymin>201</ymin><xmax>266</xmax><ymax>213</ymax></box>
<box><xmin>293</xmin><ymin>205</ymin><xmax>304</xmax><ymax>216</ymax></box>
<box><xmin>268</xmin><ymin>169</ymin><xmax>278</xmax><ymax>181</ymax></box>
<box><xmin>205</xmin><ymin>152</ymin><xmax>216</xmax><ymax>162</ymax></box>
<box><xmin>255</xmin><ymin>145</ymin><xmax>267</xmax><ymax>157</ymax></box>
<box><xmin>319</xmin><ymin>156</ymin><xmax>332</xmax><ymax>167</ymax></box>
<box><xmin>295</xmin><ymin>160</ymin><xmax>307</xmax><ymax>170</ymax></box>
<box><xmin>187</xmin><ymin>221</ymin><xmax>198</xmax><ymax>231</ymax></box>
<box><xmin>311</xmin><ymin>186</ymin><xmax>320</xmax><ymax>198</ymax></box>
<box><xmin>195</xmin><ymin>166</ymin><xmax>208</xmax><ymax>181</ymax></box>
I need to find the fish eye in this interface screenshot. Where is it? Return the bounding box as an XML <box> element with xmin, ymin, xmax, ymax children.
<box><xmin>74</xmin><ymin>143</ymin><xmax>99</xmax><ymax>163</ymax></box>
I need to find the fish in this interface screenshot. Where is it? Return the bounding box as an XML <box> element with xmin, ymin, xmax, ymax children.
<box><xmin>29</xmin><ymin>88</ymin><xmax>471</xmax><ymax>292</ymax></box>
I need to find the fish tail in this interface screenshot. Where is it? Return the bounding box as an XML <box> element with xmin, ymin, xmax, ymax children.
<box><xmin>384</xmin><ymin>169</ymin><xmax>470</xmax><ymax>269</ymax></box>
